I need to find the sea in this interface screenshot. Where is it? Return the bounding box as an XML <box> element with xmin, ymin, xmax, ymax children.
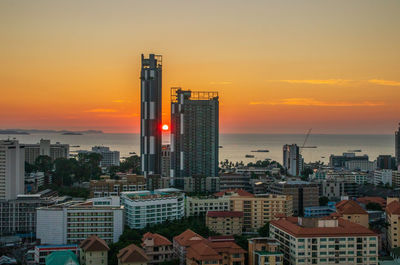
<box><xmin>2</xmin><ymin>133</ymin><xmax>395</xmax><ymax>165</ymax></box>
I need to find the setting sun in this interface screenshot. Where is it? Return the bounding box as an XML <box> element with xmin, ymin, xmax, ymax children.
<box><xmin>162</xmin><ymin>124</ymin><xmax>169</xmax><ymax>131</ymax></box>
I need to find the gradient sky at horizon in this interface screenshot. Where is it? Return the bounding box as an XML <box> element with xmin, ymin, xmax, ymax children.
<box><xmin>1</xmin><ymin>0</ymin><xmax>399</xmax><ymax>134</ymax></box>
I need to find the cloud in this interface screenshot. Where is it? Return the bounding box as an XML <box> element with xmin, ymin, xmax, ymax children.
<box><xmin>112</xmin><ymin>99</ymin><xmax>132</xmax><ymax>103</ymax></box>
<box><xmin>85</xmin><ymin>108</ymin><xmax>118</xmax><ymax>113</ymax></box>
<box><xmin>209</xmin><ymin>81</ymin><xmax>232</xmax><ymax>85</ymax></box>
<box><xmin>272</xmin><ymin>79</ymin><xmax>352</xmax><ymax>85</ymax></box>
<box><xmin>368</xmin><ymin>79</ymin><xmax>400</xmax><ymax>86</ymax></box>
<box><xmin>249</xmin><ymin>98</ymin><xmax>385</xmax><ymax>107</ymax></box>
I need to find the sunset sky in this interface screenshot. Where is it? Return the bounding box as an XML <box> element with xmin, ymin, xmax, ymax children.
<box><xmin>1</xmin><ymin>0</ymin><xmax>399</xmax><ymax>134</ymax></box>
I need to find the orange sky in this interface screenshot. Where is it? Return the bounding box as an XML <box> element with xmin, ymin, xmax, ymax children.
<box><xmin>1</xmin><ymin>0</ymin><xmax>399</xmax><ymax>134</ymax></box>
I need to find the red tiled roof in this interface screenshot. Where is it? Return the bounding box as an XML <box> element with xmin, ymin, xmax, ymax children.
<box><xmin>386</xmin><ymin>200</ymin><xmax>400</xmax><ymax>215</ymax></box>
<box><xmin>209</xmin><ymin>242</ymin><xmax>247</xmax><ymax>255</ymax></box>
<box><xmin>142</xmin><ymin>232</ymin><xmax>172</xmax><ymax>246</ymax></box>
<box><xmin>206</xmin><ymin>211</ymin><xmax>243</xmax><ymax>218</ymax></box>
<box><xmin>208</xmin><ymin>236</ymin><xmax>235</xmax><ymax>242</ymax></box>
<box><xmin>336</xmin><ymin>200</ymin><xmax>367</xmax><ymax>215</ymax></box>
<box><xmin>80</xmin><ymin>235</ymin><xmax>109</xmax><ymax>252</ymax></box>
<box><xmin>213</xmin><ymin>189</ymin><xmax>254</xmax><ymax>197</ymax></box>
<box><xmin>270</xmin><ymin>217</ymin><xmax>377</xmax><ymax>238</ymax></box>
<box><xmin>173</xmin><ymin>229</ymin><xmax>206</xmax><ymax>247</ymax></box>
<box><xmin>117</xmin><ymin>244</ymin><xmax>149</xmax><ymax>263</ymax></box>
<box><xmin>357</xmin><ymin>197</ymin><xmax>386</xmax><ymax>207</ymax></box>
<box><xmin>186</xmin><ymin>242</ymin><xmax>222</xmax><ymax>261</ymax></box>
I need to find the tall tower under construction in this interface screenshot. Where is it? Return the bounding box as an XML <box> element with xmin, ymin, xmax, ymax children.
<box><xmin>170</xmin><ymin>88</ymin><xmax>219</xmax><ymax>187</ymax></box>
<box><xmin>140</xmin><ymin>54</ymin><xmax>162</xmax><ymax>176</ymax></box>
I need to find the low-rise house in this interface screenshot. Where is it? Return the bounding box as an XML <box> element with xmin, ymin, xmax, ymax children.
<box><xmin>335</xmin><ymin>200</ymin><xmax>369</xmax><ymax>228</ymax></box>
<box><xmin>80</xmin><ymin>235</ymin><xmax>109</xmax><ymax>265</ymax></box>
<box><xmin>173</xmin><ymin>229</ymin><xmax>207</xmax><ymax>265</ymax></box>
<box><xmin>34</xmin><ymin>245</ymin><xmax>79</xmax><ymax>265</ymax></box>
<box><xmin>206</xmin><ymin>211</ymin><xmax>243</xmax><ymax>235</ymax></box>
<box><xmin>248</xmin><ymin>237</ymin><xmax>283</xmax><ymax>265</ymax></box>
<box><xmin>117</xmin><ymin>244</ymin><xmax>149</xmax><ymax>265</ymax></box>
<box><xmin>386</xmin><ymin>198</ymin><xmax>400</xmax><ymax>249</ymax></box>
<box><xmin>142</xmin><ymin>232</ymin><xmax>173</xmax><ymax>264</ymax></box>
<box><xmin>45</xmin><ymin>251</ymin><xmax>79</xmax><ymax>265</ymax></box>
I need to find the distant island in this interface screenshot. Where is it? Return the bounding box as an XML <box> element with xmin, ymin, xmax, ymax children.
<box><xmin>0</xmin><ymin>129</ymin><xmax>103</xmax><ymax>134</ymax></box>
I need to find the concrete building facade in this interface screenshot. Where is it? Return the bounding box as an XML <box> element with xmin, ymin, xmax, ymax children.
<box><xmin>206</xmin><ymin>211</ymin><xmax>243</xmax><ymax>236</ymax></box>
<box><xmin>24</xmin><ymin>139</ymin><xmax>69</xmax><ymax>164</ymax></box>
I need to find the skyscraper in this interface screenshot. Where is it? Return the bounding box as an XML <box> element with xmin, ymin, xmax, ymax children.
<box><xmin>0</xmin><ymin>140</ymin><xmax>25</xmax><ymax>200</ymax></box>
<box><xmin>170</xmin><ymin>88</ymin><xmax>219</xmax><ymax>187</ymax></box>
<box><xmin>140</xmin><ymin>54</ymin><xmax>162</xmax><ymax>176</ymax></box>
<box><xmin>283</xmin><ymin>144</ymin><xmax>303</xmax><ymax>177</ymax></box>
<box><xmin>396</xmin><ymin>123</ymin><xmax>400</xmax><ymax>167</ymax></box>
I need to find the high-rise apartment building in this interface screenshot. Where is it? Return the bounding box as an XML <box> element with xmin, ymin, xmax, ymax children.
<box><xmin>24</xmin><ymin>139</ymin><xmax>69</xmax><ymax>164</ymax></box>
<box><xmin>90</xmin><ymin>146</ymin><xmax>120</xmax><ymax>167</ymax></box>
<box><xmin>141</xmin><ymin>54</ymin><xmax>163</xmax><ymax>177</ymax></box>
<box><xmin>396</xmin><ymin>123</ymin><xmax>400</xmax><ymax>166</ymax></box>
<box><xmin>283</xmin><ymin>144</ymin><xmax>303</xmax><ymax>176</ymax></box>
<box><xmin>0</xmin><ymin>139</ymin><xmax>25</xmax><ymax>200</ymax></box>
<box><xmin>170</xmin><ymin>88</ymin><xmax>219</xmax><ymax>187</ymax></box>
<box><xmin>161</xmin><ymin>144</ymin><xmax>171</xmax><ymax>177</ymax></box>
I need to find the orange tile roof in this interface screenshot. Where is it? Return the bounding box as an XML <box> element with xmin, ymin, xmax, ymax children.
<box><xmin>213</xmin><ymin>189</ymin><xmax>254</xmax><ymax>197</ymax></box>
<box><xmin>186</xmin><ymin>242</ymin><xmax>222</xmax><ymax>261</ymax></box>
<box><xmin>336</xmin><ymin>200</ymin><xmax>367</xmax><ymax>215</ymax></box>
<box><xmin>386</xmin><ymin>200</ymin><xmax>400</xmax><ymax>215</ymax></box>
<box><xmin>117</xmin><ymin>244</ymin><xmax>149</xmax><ymax>263</ymax></box>
<box><xmin>173</xmin><ymin>229</ymin><xmax>206</xmax><ymax>247</ymax></box>
<box><xmin>209</xmin><ymin>242</ymin><xmax>247</xmax><ymax>255</ymax></box>
<box><xmin>80</xmin><ymin>235</ymin><xmax>109</xmax><ymax>252</ymax></box>
<box><xmin>357</xmin><ymin>197</ymin><xmax>386</xmax><ymax>207</ymax></box>
<box><xmin>207</xmin><ymin>211</ymin><xmax>243</xmax><ymax>218</ymax></box>
<box><xmin>142</xmin><ymin>232</ymin><xmax>172</xmax><ymax>246</ymax></box>
<box><xmin>270</xmin><ymin>217</ymin><xmax>377</xmax><ymax>238</ymax></box>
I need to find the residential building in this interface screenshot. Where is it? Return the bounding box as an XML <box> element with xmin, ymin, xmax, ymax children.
<box><xmin>386</xmin><ymin>198</ymin><xmax>400</xmax><ymax>249</ymax></box>
<box><xmin>206</xmin><ymin>211</ymin><xmax>243</xmax><ymax>235</ymax></box>
<box><xmin>185</xmin><ymin>196</ymin><xmax>230</xmax><ymax>217</ymax></box>
<box><xmin>329</xmin><ymin>152</ymin><xmax>369</xmax><ymax>168</ymax></box>
<box><xmin>345</xmin><ymin>160</ymin><xmax>376</xmax><ymax>171</ymax></box>
<box><xmin>25</xmin><ymin>172</ymin><xmax>45</xmax><ymax>193</ymax></box>
<box><xmin>161</xmin><ymin>145</ymin><xmax>170</xmax><ymax>177</ymax></box>
<box><xmin>377</xmin><ymin>155</ymin><xmax>397</xmax><ymax>170</ymax></box>
<box><xmin>34</xmin><ymin>245</ymin><xmax>79</xmax><ymax>265</ymax></box>
<box><xmin>396</xmin><ymin>123</ymin><xmax>400</xmax><ymax>166</ymax></box>
<box><xmin>0</xmin><ymin>256</ymin><xmax>17</xmax><ymax>264</ymax></box>
<box><xmin>45</xmin><ymin>251</ymin><xmax>79</xmax><ymax>265</ymax></box>
<box><xmin>173</xmin><ymin>229</ymin><xmax>208</xmax><ymax>264</ymax></box>
<box><xmin>80</xmin><ymin>235</ymin><xmax>109</xmax><ymax>265</ymax></box>
<box><xmin>146</xmin><ymin>174</ymin><xmax>170</xmax><ymax>191</ymax></box>
<box><xmin>356</xmin><ymin>197</ymin><xmax>386</xmax><ymax>209</ymax></box>
<box><xmin>170</xmin><ymin>87</ymin><xmax>219</xmax><ymax>188</ymax></box>
<box><xmin>393</xmin><ymin>171</ymin><xmax>400</xmax><ymax>189</ymax></box>
<box><xmin>141</xmin><ymin>54</ymin><xmax>163</xmax><ymax>177</ymax></box>
<box><xmin>0</xmin><ymin>190</ymin><xmax>60</xmax><ymax>236</ymax></box>
<box><xmin>229</xmin><ymin>193</ymin><xmax>293</xmax><ymax>232</ymax></box>
<box><xmin>325</xmin><ymin>170</ymin><xmax>369</xmax><ymax>185</ymax></box>
<box><xmin>219</xmin><ymin>173</ymin><xmax>252</xmax><ymax>192</ymax></box>
<box><xmin>90</xmin><ymin>174</ymin><xmax>146</xmax><ymax>197</ymax></box>
<box><xmin>250</xmin><ymin>176</ymin><xmax>275</xmax><ymax>195</ymax></box>
<box><xmin>283</xmin><ymin>144</ymin><xmax>303</xmax><ymax>177</ymax></box>
<box><xmin>0</xmin><ymin>140</ymin><xmax>24</xmax><ymax>200</ymax></box>
<box><xmin>270</xmin><ymin>180</ymin><xmax>318</xmax><ymax>216</ymax></box>
<box><xmin>36</xmin><ymin>197</ymin><xmax>124</xmax><ymax>245</ymax></box>
<box><xmin>118</xmin><ymin>244</ymin><xmax>149</xmax><ymax>265</ymax></box>
<box><xmin>24</xmin><ymin>139</ymin><xmax>69</xmax><ymax>164</ymax></box>
<box><xmin>142</xmin><ymin>232</ymin><xmax>173</xmax><ymax>265</ymax></box>
<box><xmin>374</xmin><ymin>169</ymin><xmax>393</xmax><ymax>186</ymax></box>
<box><xmin>336</xmin><ymin>200</ymin><xmax>369</xmax><ymax>228</ymax></box>
<box><xmin>248</xmin><ymin>237</ymin><xmax>283</xmax><ymax>265</ymax></box>
<box><xmin>183</xmin><ymin>176</ymin><xmax>220</xmax><ymax>193</ymax></box>
<box><xmin>319</xmin><ymin>179</ymin><xmax>345</xmax><ymax>200</ymax></box>
<box><xmin>121</xmin><ymin>188</ymin><xmax>184</xmax><ymax>229</ymax></box>
<box><xmin>304</xmin><ymin>202</ymin><xmax>336</xmax><ymax>218</ymax></box>
<box><xmin>81</xmin><ymin>146</ymin><xmax>120</xmax><ymax>167</ymax></box>
<box><xmin>270</xmin><ymin>216</ymin><xmax>379</xmax><ymax>265</ymax></box>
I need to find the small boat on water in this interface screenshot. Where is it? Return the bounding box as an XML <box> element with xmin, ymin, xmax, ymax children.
<box><xmin>245</xmin><ymin>154</ymin><xmax>255</xmax><ymax>158</ymax></box>
<box><xmin>219</xmin><ymin>146</ymin><xmax>223</xmax><ymax>148</ymax></box>
<box><xmin>251</xmin><ymin>149</ymin><xmax>269</xmax><ymax>152</ymax></box>
<box><xmin>129</xmin><ymin>152</ymin><xmax>136</xmax><ymax>155</ymax></box>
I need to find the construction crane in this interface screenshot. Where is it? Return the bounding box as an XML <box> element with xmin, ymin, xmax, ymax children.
<box><xmin>300</xmin><ymin>128</ymin><xmax>317</xmax><ymax>154</ymax></box>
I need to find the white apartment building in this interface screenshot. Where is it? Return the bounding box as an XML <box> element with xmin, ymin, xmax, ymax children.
<box><xmin>91</xmin><ymin>146</ymin><xmax>120</xmax><ymax>167</ymax></box>
<box><xmin>121</xmin><ymin>188</ymin><xmax>184</xmax><ymax>229</ymax></box>
<box><xmin>270</xmin><ymin>216</ymin><xmax>379</xmax><ymax>265</ymax></box>
<box><xmin>374</xmin><ymin>169</ymin><xmax>393</xmax><ymax>186</ymax></box>
<box><xmin>24</xmin><ymin>139</ymin><xmax>69</xmax><ymax>164</ymax></box>
<box><xmin>0</xmin><ymin>140</ymin><xmax>25</xmax><ymax>200</ymax></box>
<box><xmin>36</xmin><ymin>197</ymin><xmax>123</xmax><ymax>245</ymax></box>
<box><xmin>345</xmin><ymin>160</ymin><xmax>376</xmax><ymax>172</ymax></box>
<box><xmin>185</xmin><ymin>196</ymin><xmax>230</xmax><ymax>217</ymax></box>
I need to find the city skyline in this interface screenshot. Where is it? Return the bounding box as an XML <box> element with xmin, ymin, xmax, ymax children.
<box><xmin>1</xmin><ymin>0</ymin><xmax>400</xmax><ymax>134</ymax></box>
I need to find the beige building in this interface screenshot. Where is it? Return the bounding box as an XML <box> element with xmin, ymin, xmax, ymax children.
<box><xmin>229</xmin><ymin>193</ymin><xmax>293</xmax><ymax>232</ymax></box>
<box><xmin>80</xmin><ymin>235</ymin><xmax>109</xmax><ymax>265</ymax></box>
<box><xmin>392</xmin><ymin>171</ymin><xmax>400</xmax><ymax>188</ymax></box>
<box><xmin>142</xmin><ymin>232</ymin><xmax>173</xmax><ymax>265</ymax></box>
<box><xmin>185</xmin><ymin>196</ymin><xmax>230</xmax><ymax>217</ymax></box>
<box><xmin>248</xmin><ymin>238</ymin><xmax>283</xmax><ymax>265</ymax></box>
<box><xmin>206</xmin><ymin>211</ymin><xmax>243</xmax><ymax>235</ymax></box>
<box><xmin>270</xmin><ymin>216</ymin><xmax>379</xmax><ymax>265</ymax></box>
<box><xmin>90</xmin><ymin>174</ymin><xmax>146</xmax><ymax>197</ymax></box>
<box><xmin>117</xmin><ymin>244</ymin><xmax>149</xmax><ymax>265</ymax></box>
<box><xmin>335</xmin><ymin>200</ymin><xmax>369</xmax><ymax>228</ymax></box>
<box><xmin>386</xmin><ymin>197</ymin><xmax>400</xmax><ymax>249</ymax></box>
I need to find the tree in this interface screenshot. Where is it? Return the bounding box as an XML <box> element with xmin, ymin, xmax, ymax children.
<box><xmin>366</xmin><ymin>202</ymin><xmax>382</xmax><ymax>211</ymax></box>
<box><xmin>301</xmin><ymin>167</ymin><xmax>314</xmax><ymax>180</ymax></box>
<box><xmin>75</xmin><ymin>153</ymin><xmax>103</xmax><ymax>181</ymax></box>
<box><xmin>119</xmin><ymin>155</ymin><xmax>141</xmax><ymax>174</ymax></box>
<box><xmin>319</xmin><ymin>196</ymin><xmax>329</xmax><ymax>206</ymax></box>
<box><xmin>53</xmin><ymin>158</ymin><xmax>78</xmax><ymax>186</ymax></box>
<box><xmin>258</xmin><ymin>222</ymin><xmax>270</xmax><ymax>237</ymax></box>
<box><xmin>34</xmin><ymin>155</ymin><xmax>53</xmax><ymax>173</ymax></box>
<box><xmin>25</xmin><ymin>161</ymin><xmax>37</xmax><ymax>173</ymax></box>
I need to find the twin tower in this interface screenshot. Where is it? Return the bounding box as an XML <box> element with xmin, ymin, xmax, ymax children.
<box><xmin>140</xmin><ymin>54</ymin><xmax>219</xmax><ymax>187</ymax></box>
